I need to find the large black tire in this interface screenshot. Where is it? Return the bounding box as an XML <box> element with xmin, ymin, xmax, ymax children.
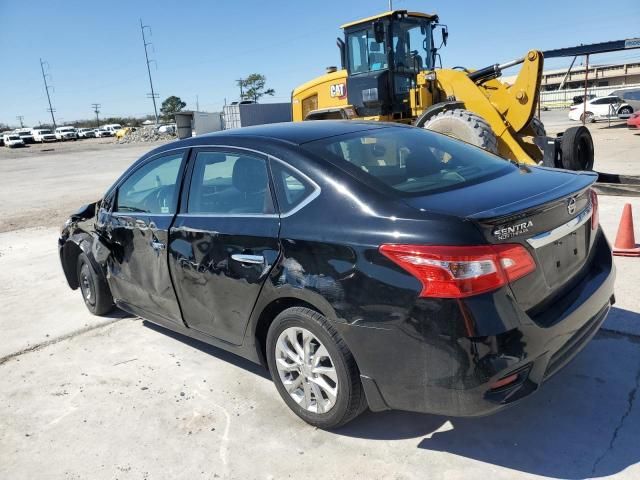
<box><xmin>560</xmin><ymin>126</ymin><xmax>594</xmax><ymax>171</ymax></box>
<box><xmin>76</xmin><ymin>253</ymin><xmax>114</xmax><ymax>315</ymax></box>
<box><xmin>422</xmin><ymin>108</ymin><xmax>498</xmax><ymax>154</ymax></box>
<box><xmin>266</xmin><ymin>307</ymin><xmax>366</xmax><ymax>429</ymax></box>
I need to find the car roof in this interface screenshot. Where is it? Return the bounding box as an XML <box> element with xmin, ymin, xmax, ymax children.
<box><xmin>176</xmin><ymin>120</ymin><xmax>407</xmax><ymax>148</ymax></box>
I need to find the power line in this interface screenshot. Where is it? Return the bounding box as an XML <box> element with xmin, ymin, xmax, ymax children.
<box><xmin>92</xmin><ymin>103</ymin><xmax>101</xmax><ymax>127</ymax></box>
<box><xmin>39</xmin><ymin>58</ymin><xmax>57</xmax><ymax>129</ymax></box>
<box><xmin>16</xmin><ymin>115</ymin><xmax>24</xmax><ymax>128</ymax></box>
<box><xmin>140</xmin><ymin>19</ymin><xmax>159</xmax><ymax>125</ymax></box>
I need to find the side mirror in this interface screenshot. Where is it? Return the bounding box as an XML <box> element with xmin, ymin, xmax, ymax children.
<box><xmin>374</xmin><ymin>21</ymin><xmax>385</xmax><ymax>44</ymax></box>
<box><xmin>441</xmin><ymin>27</ymin><xmax>448</xmax><ymax>47</ymax></box>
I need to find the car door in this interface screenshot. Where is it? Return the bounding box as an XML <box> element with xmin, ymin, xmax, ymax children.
<box><xmin>102</xmin><ymin>149</ymin><xmax>188</xmax><ymax>325</ymax></box>
<box><xmin>168</xmin><ymin>147</ymin><xmax>280</xmax><ymax>345</ymax></box>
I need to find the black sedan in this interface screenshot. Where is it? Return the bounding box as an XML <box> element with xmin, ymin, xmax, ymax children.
<box><xmin>59</xmin><ymin>121</ymin><xmax>615</xmax><ymax>428</ymax></box>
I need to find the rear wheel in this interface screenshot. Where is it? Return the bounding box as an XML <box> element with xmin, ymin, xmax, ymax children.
<box><xmin>266</xmin><ymin>307</ymin><xmax>366</xmax><ymax>429</ymax></box>
<box><xmin>560</xmin><ymin>126</ymin><xmax>594</xmax><ymax>171</ymax></box>
<box><xmin>580</xmin><ymin>111</ymin><xmax>595</xmax><ymax>123</ymax></box>
<box><xmin>422</xmin><ymin>109</ymin><xmax>498</xmax><ymax>154</ymax></box>
<box><xmin>618</xmin><ymin>106</ymin><xmax>633</xmax><ymax>116</ymax></box>
<box><xmin>77</xmin><ymin>253</ymin><xmax>114</xmax><ymax>315</ymax></box>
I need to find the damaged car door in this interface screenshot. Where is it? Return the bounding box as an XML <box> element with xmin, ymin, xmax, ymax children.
<box><xmin>168</xmin><ymin>148</ymin><xmax>281</xmax><ymax>345</ymax></box>
<box><xmin>102</xmin><ymin>150</ymin><xmax>188</xmax><ymax>324</ymax></box>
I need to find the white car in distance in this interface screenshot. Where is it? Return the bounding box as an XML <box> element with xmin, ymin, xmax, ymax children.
<box><xmin>32</xmin><ymin>128</ymin><xmax>57</xmax><ymax>142</ymax></box>
<box><xmin>3</xmin><ymin>133</ymin><xmax>25</xmax><ymax>148</ymax></box>
<box><xmin>569</xmin><ymin>96</ymin><xmax>634</xmax><ymax>123</ymax></box>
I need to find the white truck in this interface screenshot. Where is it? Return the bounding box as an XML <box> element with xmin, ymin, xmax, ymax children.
<box><xmin>15</xmin><ymin>128</ymin><xmax>35</xmax><ymax>144</ymax></box>
<box><xmin>102</xmin><ymin>124</ymin><xmax>122</xmax><ymax>135</ymax></box>
<box><xmin>32</xmin><ymin>128</ymin><xmax>57</xmax><ymax>142</ymax></box>
<box><xmin>55</xmin><ymin>126</ymin><xmax>78</xmax><ymax>141</ymax></box>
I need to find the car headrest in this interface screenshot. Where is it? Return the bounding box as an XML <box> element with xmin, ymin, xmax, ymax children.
<box><xmin>232</xmin><ymin>156</ymin><xmax>267</xmax><ymax>193</ymax></box>
<box><xmin>405</xmin><ymin>150</ymin><xmax>442</xmax><ymax>178</ymax></box>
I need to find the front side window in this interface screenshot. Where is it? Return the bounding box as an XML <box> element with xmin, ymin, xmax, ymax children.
<box><xmin>303</xmin><ymin>127</ymin><xmax>513</xmax><ymax>196</ymax></box>
<box><xmin>347</xmin><ymin>28</ymin><xmax>387</xmax><ymax>74</ymax></box>
<box><xmin>188</xmin><ymin>151</ymin><xmax>272</xmax><ymax>215</ymax></box>
<box><xmin>116</xmin><ymin>152</ymin><xmax>183</xmax><ymax>214</ymax></box>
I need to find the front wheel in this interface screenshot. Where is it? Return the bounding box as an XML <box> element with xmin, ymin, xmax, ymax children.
<box><xmin>580</xmin><ymin>111</ymin><xmax>595</xmax><ymax>123</ymax></box>
<box><xmin>266</xmin><ymin>307</ymin><xmax>366</xmax><ymax>429</ymax></box>
<box><xmin>421</xmin><ymin>109</ymin><xmax>499</xmax><ymax>154</ymax></box>
<box><xmin>77</xmin><ymin>253</ymin><xmax>114</xmax><ymax>315</ymax></box>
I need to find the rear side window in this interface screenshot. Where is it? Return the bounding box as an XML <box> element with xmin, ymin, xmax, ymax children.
<box><xmin>302</xmin><ymin>127</ymin><xmax>513</xmax><ymax>196</ymax></box>
<box><xmin>270</xmin><ymin>161</ymin><xmax>316</xmax><ymax>214</ymax></box>
<box><xmin>187</xmin><ymin>151</ymin><xmax>273</xmax><ymax>215</ymax></box>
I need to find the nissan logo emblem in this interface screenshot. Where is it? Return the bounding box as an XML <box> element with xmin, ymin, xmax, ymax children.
<box><xmin>567</xmin><ymin>197</ymin><xmax>577</xmax><ymax>215</ymax></box>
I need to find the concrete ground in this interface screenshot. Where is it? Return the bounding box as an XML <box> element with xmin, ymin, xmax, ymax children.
<box><xmin>1</xmin><ymin>123</ymin><xmax>639</xmax><ymax>479</ymax></box>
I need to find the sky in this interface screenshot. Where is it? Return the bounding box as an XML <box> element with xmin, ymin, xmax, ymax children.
<box><xmin>1</xmin><ymin>0</ymin><xmax>639</xmax><ymax>127</ymax></box>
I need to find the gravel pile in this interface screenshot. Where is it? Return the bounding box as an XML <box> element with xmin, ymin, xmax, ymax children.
<box><xmin>116</xmin><ymin>126</ymin><xmax>176</xmax><ymax>144</ymax></box>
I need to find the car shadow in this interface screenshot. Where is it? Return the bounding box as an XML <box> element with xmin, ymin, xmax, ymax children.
<box><xmin>336</xmin><ymin>330</ymin><xmax>640</xmax><ymax>479</ymax></box>
<box><xmin>142</xmin><ymin>320</ymin><xmax>270</xmax><ymax>379</ymax></box>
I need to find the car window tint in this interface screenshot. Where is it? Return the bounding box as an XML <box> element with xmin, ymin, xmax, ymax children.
<box><xmin>303</xmin><ymin>126</ymin><xmax>513</xmax><ymax>197</ymax></box>
<box><xmin>188</xmin><ymin>151</ymin><xmax>272</xmax><ymax>215</ymax></box>
<box><xmin>271</xmin><ymin>162</ymin><xmax>315</xmax><ymax>213</ymax></box>
<box><xmin>116</xmin><ymin>153</ymin><xmax>183</xmax><ymax>214</ymax></box>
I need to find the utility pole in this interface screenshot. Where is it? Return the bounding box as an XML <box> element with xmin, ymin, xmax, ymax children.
<box><xmin>140</xmin><ymin>19</ymin><xmax>159</xmax><ymax>125</ymax></box>
<box><xmin>40</xmin><ymin>58</ymin><xmax>57</xmax><ymax>129</ymax></box>
<box><xmin>388</xmin><ymin>0</ymin><xmax>393</xmax><ymax>10</ymax></box>
<box><xmin>196</xmin><ymin>95</ymin><xmax>199</xmax><ymax>112</ymax></box>
<box><xmin>92</xmin><ymin>103</ymin><xmax>101</xmax><ymax>127</ymax></box>
<box><xmin>16</xmin><ymin>116</ymin><xmax>24</xmax><ymax>128</ymax></box>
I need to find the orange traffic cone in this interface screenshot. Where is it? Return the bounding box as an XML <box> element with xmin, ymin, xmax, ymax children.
<box><xmin>613</xmin><ymin>203</ymin><xmax>640</xmax><ymax>257</ymax></box>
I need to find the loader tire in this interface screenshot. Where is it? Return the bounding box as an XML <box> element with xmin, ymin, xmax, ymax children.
<box><xmin>530</xmin><ymin>117</ymin><xmax>546</xmax><ymax>137</ymax></box>
<box><xmin>560</xmin><ymin>126</ymin><xmax>594</xmax><ymax>171</ymax></box>
<box><xmin>422</xmin><ymin>109</ymin><xmax>498</xmax><ymax>154</ymax></box>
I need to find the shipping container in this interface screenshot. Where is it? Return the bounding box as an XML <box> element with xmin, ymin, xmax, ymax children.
<box><xmin>223</xmin><ymin>102</ymin><xmax>292</xmax><ymax>130</ymax></box>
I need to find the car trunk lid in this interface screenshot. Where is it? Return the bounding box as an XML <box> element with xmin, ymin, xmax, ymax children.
<box><xmin>402</xmin><ymin>166</ymin><xmax>598</xmax><ymax>314</ymax></box>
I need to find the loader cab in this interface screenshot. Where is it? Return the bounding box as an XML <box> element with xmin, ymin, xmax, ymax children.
<box><xmin>342</xmin><ymin>11</ymin><xmax>437</xmax><ymax>119</ymax></box>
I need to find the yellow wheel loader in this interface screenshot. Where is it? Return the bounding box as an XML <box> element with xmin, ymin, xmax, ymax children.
<box><xmin>292</xmin><ymin>10</ymin><xmax>594</xmax><ymax>171</ymax></box>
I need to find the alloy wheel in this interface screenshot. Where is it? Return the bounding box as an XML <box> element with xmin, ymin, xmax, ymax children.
<box><xmin>274</xmin><ymin>327</ymin><xmax>339</xmax><ymax>414</ymax></box>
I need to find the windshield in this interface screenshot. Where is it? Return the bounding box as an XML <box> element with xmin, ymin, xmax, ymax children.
<box><xmin>302</xmin><ymin>127</ymin><xmax>513</xmax><ymax>196</ymax></box>
<box><xmin>392</xmin><ymin>18</ymin><xmax>432</xmax><ymax>72</ymax></box>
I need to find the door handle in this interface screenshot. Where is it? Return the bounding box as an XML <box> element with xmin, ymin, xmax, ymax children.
<box><xmin>231</xmin><ymin>254</ymin><xmax>264</xmax><ymax>265</ymax></box>
<box><xmin>151</xmin><ymin>240</ymin><xmax>166</xmax><ymax>251</ymax></box>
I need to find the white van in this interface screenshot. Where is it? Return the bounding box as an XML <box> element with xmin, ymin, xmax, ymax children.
<box><xmin>32</xmin><ymin>128</ymin><xmax>57</xmax><ymax>142</ymax></box>
<box><xmin>3</xmin><ymin>133</ymin><xmax>25</xmax><ymax>148</ymax></box>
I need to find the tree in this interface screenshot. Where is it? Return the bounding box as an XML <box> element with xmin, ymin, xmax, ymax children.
<box><xmin>160</xmin><ymin>96</ymin><xmax>186</xmax><ymax>121</ymax></box>
<box><xmin>237</xmin><ymin>74</ymin><xmax>275</xmax><ymax>102</ymax></box>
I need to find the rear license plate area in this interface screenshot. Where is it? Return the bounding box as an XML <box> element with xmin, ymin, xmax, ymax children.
<box><xmin>537</xmin><ymin>224</ymin><xmax>589</xmax><ymax>288</ymax></box>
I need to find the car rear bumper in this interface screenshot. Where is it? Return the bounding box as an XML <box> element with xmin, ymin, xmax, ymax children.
<box><xmin>339</xmin><ymin>229</ymin><xmax>615</xmax><ymax>417</ymax></box>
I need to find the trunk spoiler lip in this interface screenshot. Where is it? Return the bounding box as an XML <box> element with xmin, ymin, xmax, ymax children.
<box><xmin>465</xmin><ymin>171</ymin><xmax>597</xmax><ymax>221</ymax></box>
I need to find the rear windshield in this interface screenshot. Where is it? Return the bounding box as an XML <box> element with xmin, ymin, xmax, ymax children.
<box><xmin>302</xmin><ymin>126</ymin><xmax>513</xmax><ymax>196</ymax></box>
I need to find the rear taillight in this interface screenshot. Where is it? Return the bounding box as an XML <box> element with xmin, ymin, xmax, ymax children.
<box><xmin>590</xmin><ymin>188</ymin><xmax>599</xmax><ymax>230</ymax></box>
<box><xmin>379</xmin><ymin>244</ymin><xmax>536</xmax><ymax>298</ymax></box>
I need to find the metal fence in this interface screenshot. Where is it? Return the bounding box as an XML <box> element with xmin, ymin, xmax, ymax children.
<box><xmin>540</xmin><ymin>83</ymin><xmax>640</xmax><ymax>110</ymax></box>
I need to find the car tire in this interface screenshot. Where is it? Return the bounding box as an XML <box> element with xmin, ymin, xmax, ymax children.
<box><xmin>266</xmin><ymin>307</ymin><xmax>367</xmax><ymax>429</ymax></box>
<box><xmin>580</xmin><ymin>111</ymin><xmax>595</xmax><ymax>123</ymax></box>
<box><xmin>422</xmin><ymin>108</ymin><xmax>499</xmax><ymax>154</ymax></box>
<box><xmin>76</xmin><ymin>253</ymin><xmax>114</xmax><ymax>316</ymax></box>
<box><xmin>561</xmin><ymin>125</ymin><xmax>594</xmax><ymax>171</ymax></box>
<box><xmin>618</xmin><ymin>106</ymin><xmax>633</xmax><ymax>116</ymax></box>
